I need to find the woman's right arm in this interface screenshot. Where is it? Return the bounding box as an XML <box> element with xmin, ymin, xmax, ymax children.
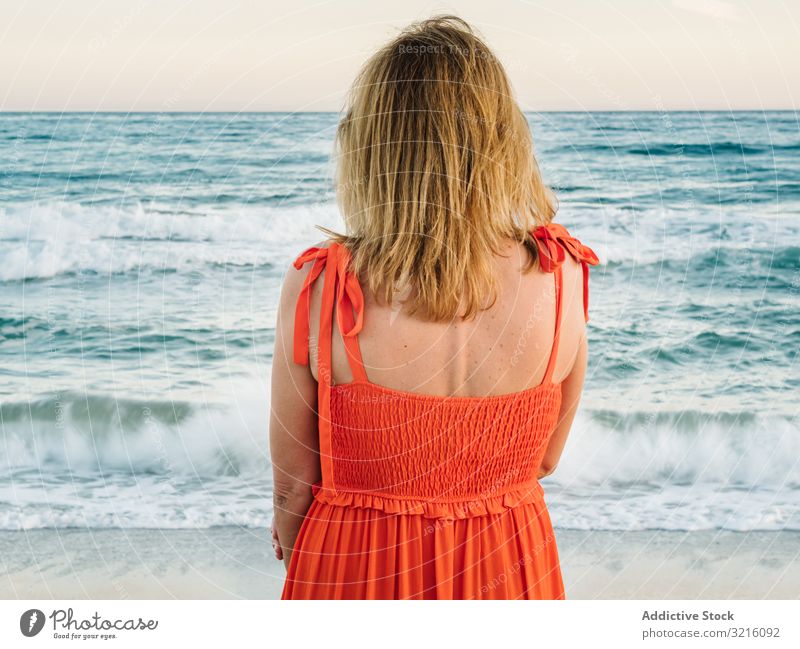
<box><xmin>269</xmin><ymin>262</ymin><xmax>322</xmax><ymax>569</ymax></box>
<box><xmin>538</xmin><ymin>332</ymin><xmax>587</xmax><ymax>478</ymax></box>
<box><xmin>537</xmin><ymin>256</ymin><xmax>589</xmax><ymax>479</ymax></box>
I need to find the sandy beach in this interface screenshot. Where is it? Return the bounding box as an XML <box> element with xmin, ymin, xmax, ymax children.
<box><xmin>2</xmin><ymin>527</ymin><xmax>797</xmax><ymax>600</ymax></box>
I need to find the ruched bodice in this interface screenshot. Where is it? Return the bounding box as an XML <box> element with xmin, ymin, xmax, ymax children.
<box><xmin>281</xmin><ymin>222</ymin><xmax>599</xmax><ymax>599</ymax></box>
<box><xmin>322</xmin><ymin>380</ymin><xmax>560</xmax><ymax>518</ymax></box>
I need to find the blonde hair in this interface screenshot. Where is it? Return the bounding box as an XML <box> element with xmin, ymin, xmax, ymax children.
<box><xmin>319</xmin><ymin>14</ymin><xmax>557</xmax><ymax>321</ymax></box>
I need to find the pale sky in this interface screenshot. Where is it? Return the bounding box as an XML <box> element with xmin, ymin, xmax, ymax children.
<box><xmin>1</xmin><ymin>0</ymin><xmax>798</xmax><ymax>111</ymax></box>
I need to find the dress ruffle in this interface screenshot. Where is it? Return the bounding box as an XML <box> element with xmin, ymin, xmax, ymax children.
<box><xmin>283</xmin><ymin>488</ymin><xmax>565</xmax><ymax>599</ymax></box>
<box><xmin>311</xmin><ymin>480</ymin><xmax>546</xmax><ymax>520</ymax></box>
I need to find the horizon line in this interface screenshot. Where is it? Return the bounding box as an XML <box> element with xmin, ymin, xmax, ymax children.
<box><xmin>1</xmin><ymin>108</ymin><xmax>798</xmax><ymax>115</ymax></box>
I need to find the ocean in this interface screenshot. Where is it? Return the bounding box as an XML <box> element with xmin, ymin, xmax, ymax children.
<box><xmin>1</xmin><ymin>111</ymin><xmax>798</xmax><ymax>534</ymax></box>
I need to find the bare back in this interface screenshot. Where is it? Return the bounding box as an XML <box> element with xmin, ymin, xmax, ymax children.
<box><xmin>304</xmin><ymin>237</ymin><xmax>588</xmax><ymax>397</ymax></box>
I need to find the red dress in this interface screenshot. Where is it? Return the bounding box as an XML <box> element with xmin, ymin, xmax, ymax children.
<box><xmin>281</xmin><ymin>222</ymin><xmax>599</xmax><ymax>599</ymax></box>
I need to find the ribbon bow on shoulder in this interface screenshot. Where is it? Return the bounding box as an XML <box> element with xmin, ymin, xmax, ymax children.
<box><xmin>531</xmin><ymin>222</ymin><xmax>600</xmax><ymax>321</ymax></box>
<box><xmin>531</xmin><ymin>222</ymin><xmax>599</xmax><ymax>272</ymax></box>
<box><xmin>292</xmin><ymin>243</ymin><xmax>365</xmax><ymax>367</ymax></box>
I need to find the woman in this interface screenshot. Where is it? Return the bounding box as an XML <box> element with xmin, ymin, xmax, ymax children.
<box><xmin>269</xmin><ymin>15</ymin><xmax>599</xmax><ymax>599</ymax></box>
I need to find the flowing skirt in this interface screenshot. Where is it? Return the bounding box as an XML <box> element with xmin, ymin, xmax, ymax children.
<box><xmin>281</xmin><ymin>497</ymin><xmax>566</xmax><ymax>600</ymax></box>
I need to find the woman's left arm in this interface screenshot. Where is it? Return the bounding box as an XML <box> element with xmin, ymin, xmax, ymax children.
<box><xmin>269</xmin><ymin>262</ymin><xmax>321</xmax><ymax>570</ymax></box>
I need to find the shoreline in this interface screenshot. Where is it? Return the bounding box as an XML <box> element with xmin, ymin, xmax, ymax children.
<box><xmin>1</xmin><ymin>527</ymin><xmax>797</xmax><ymax>599</ymax></box>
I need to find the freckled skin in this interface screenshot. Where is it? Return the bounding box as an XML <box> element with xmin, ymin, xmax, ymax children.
<box><xmin>310</xmin><ymin>238</ymin><xmax>587</xmax><ymax>396</ymax></box>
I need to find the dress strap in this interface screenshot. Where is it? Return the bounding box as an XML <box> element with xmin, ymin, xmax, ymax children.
<box><xmin>291</xmin><ymin>242</ymin><xmax>368</xmax><ymax>496</ymax></box>
<box><xmin>530</xmin><ymin>223</ymin><xmax>600</xmax><ymax>383</ymax></box>
<box><xmin>292</xmin><ymin>242</ymin><xmax>368</xmax><ymax>380</ymax></box>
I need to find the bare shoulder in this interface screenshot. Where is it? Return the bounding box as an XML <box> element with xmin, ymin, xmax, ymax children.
<box><xmin>559</xmin><ymin>250</ymin><xmax>586</xmax><ymax>320</ymax></box>
<box><xmin>279</xmin><ymin>261</ymin><xmax>305</xmax><ymax>308</ymax></box>
<box><xmin>560</xmin><ymin>248</ymin><xmax>584</xmax><ymax>282</ymax></box>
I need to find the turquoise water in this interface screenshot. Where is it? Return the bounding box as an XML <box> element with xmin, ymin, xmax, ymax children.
<box><xmin>0</xmin><ymin>111</ymin><xmax>798</xmax><ymax>531</ymax></box>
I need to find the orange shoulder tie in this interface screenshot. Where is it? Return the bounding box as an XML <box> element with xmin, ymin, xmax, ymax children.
<box><xmin>291</xmin><ymin>242</ymin><xmax>367</xmax><ymax>496</ymax></box>
<box><xmin>292</xmin><ymin>245</ymin><xmax>329</xmax><ymax>366</ymax></box>
<box><xmin>531</xmin><ymin>223</ymin><xmax>600</xmax><ymax>322</ymax></box>
<box><xmin>291</xmin><ymin>243</ymin><xmax>367</xmax><ymax>371</ymax></box>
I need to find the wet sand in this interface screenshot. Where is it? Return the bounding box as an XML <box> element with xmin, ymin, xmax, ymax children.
<box><xmin>1</xmin><ymin>527</ymin><xmax>797</xmax><ymax>599</ymax></box>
